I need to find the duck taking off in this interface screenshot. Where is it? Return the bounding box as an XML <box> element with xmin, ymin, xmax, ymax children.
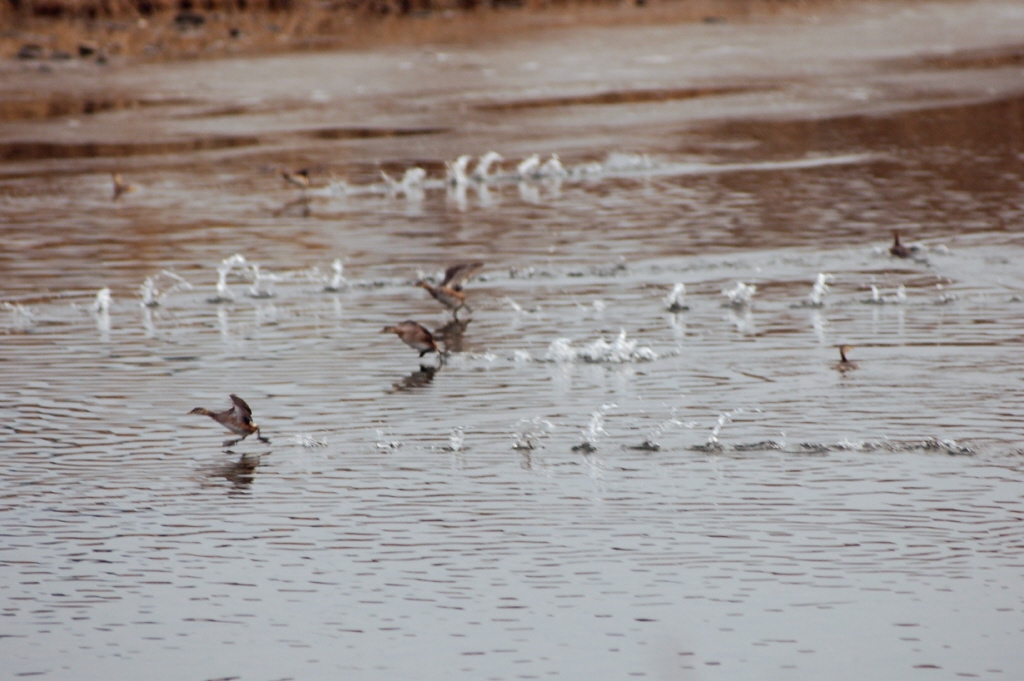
<box><xmin>382</xmin><ymin>320</ymin><xmax>440</xmax><ymax>357</ymax></box>
<box><xmin>419</xmin><ymin>262</ymin><xmax>483</xmax><ymax>319</ymax></box>
<box><xmin>189</xmin><ymin>394</ymin><xmax>270</xmax><ymax>447</ymax></box>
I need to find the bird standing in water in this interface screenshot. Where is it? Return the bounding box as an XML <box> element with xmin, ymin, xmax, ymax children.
<box><xmin>382</xmin><ymin>321</ymin><xmax>439</xmax><ymax>357</ymax></box>
<box><xmin>418</xmin><ymin>262</ymin><xmax>483</xmax><ymax>319</ymax></box>
<box><xmin>889</xmin><ymin>231</ymin><xmax>912</xmax><ymax>259</ymax></box>
<box><xmin>189</xmin><ymin>394</ymin><xmax>270</xmax><ymax>447</ymax></box>
<box><xmin>834</xmin><ymin>345</ymin><xmax>859</xmax><ymax>373</ymax></box>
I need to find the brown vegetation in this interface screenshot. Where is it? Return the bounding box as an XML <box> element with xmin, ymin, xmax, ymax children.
<box><xmin>0</xmin><ymin>0</ymin><xmax>852</xmax><ymax>62</ymax></box>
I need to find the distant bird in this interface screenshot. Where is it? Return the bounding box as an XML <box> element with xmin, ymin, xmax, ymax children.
<box><xmin>889</xmin><ymin>231</ymin><xmax>912</xmax><ymax>258</ymax></box>
<box><xmin>834</xmin><ymin>345</ymin><xmax>859</xmax><ymax>372</ymax></box>
<box><xmin>382</xmin><ymin>321</ymin><xmax>439</xmax><ymax>357</ymax></box>
<box><xmin>280</xmin><ymin>168</ymin><xmax>311</xmax><ymax>190</ymax></box>
<box><xmin>189</xmin><ymin>394</ymin><xmax>270</xmax><ymax>447</ymax></box>
<box><xmin>111</xmin><ymin>172</ymin><xmax>136</xmax><ymax>201</ymax></box>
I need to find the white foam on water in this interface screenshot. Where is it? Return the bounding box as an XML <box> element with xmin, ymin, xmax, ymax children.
<box><xmin>722</xmin><ymin>281</ymin><xmax>757</xmax><ymax>307</ymax></box>
<box><xmin>544</xmin><ymin>330</ymin><xmax>657</xmax><ymax>363</ymax></box>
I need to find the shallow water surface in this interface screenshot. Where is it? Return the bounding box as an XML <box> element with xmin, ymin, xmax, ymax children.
<box><xmin>3</xmin><ymin>3</ymin><xmax>1024</xmax><ymax>679</ymax></box>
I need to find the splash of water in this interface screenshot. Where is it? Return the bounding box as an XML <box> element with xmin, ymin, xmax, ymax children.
<box><xmin>374</xmin><ymin>429</ymin><xmax>402</xmax><ymax>451</ymax></box>
<box><xmin>511</xmin><ymin>416</ymin><xmax>555</xmax><ymax>450</ymax></box>
<box><xmin>139</xmin><ymin>270</ymin><xmax>192</xmax><ymax>308</ymax></box>
<box><xmin>516</xmin><ymin>154</ymin><xmax>541</xmax><ymax>180</ymax></box>
<box><xmin>3</xmin><ymin>302</ymin><xmax>34</xmax><ymax>331</ymax></box>
<box><xmin>665</xmin><ymin>283</ymin><xmax>688</xmax><ymax>312</ymax></box>
<box><xmin>705</xmin><ymin>408</ymin><xmax>747</xmax><ymax>450</ymax></box>
<box><xmin>634</xmin><ymin>408</ymin><xmax>696</xmax><ymax>451</ymax></box>
<box><xmin>865</xmin><ymin>283</ymin><xmax>907</xmax><ymax>305</ymax></box>
<box><xmin>539</xmin><ymin>154</ymin><xmax>567</xmax><ymax>178</ymax></box>
<box><xmin>472</xmin><ymin>151</ymin><xmax>503</xmax><ymax>182</ymax></box>
<box><xmin>324</xmin><ymin>259</ymin><xmax>346</xmax><ymax>292</ymax></box>
<box><xmin>248</xmin><ymin>264</ymin><xmax>279</xmax><ymax>299</ymax></box>
<box><xmin>211</xmin><ymin>254</ymin><xmax>247</xmax><ymax>303</ymax></box>
<box><xmin>722</xmin><ymin>281</ymin><xmax>756</xmax><ymax>307</ymax></box>
<box><xmin>445</xmin><ymin>155</ymin><xmax>472</xmax><ymax>187</ymax></box>
<box><xmin>808</xmin><ymin>272</ymin><xmax>835</xmax><ymax>306</ymax></box>
<box><xmin>545</xmin><ymin>330</ymin><xmax>657</xmax><ymax>363</ymax></box>
<box><xmin>293</xmin><ymin>434</ymin><xmax>328</xmax><ymax>448</ymax></box>
<box><xmin>93</xmin><ymin>287</ymin><xmax>111</xmax><ymax>313</ymax></box>
<box><xmin>447</xmin><ymin>427</ymin><xmax>465</xmax><ymax>452</ymax></box>
<box><xmin>574</xmin><ymin>403</ymin><xmax>616</xmax><ymax>452</ymax></box>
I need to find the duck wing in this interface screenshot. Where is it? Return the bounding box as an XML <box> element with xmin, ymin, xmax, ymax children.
<box><xmin>442</xmin><ymin>262</ymin><xmax>484</xmax><ymax>290</ymax></box>
<box><xmin>229</xmin><ymin>394</ymin><xmax>254</xmax><ymax>420</ymax></box>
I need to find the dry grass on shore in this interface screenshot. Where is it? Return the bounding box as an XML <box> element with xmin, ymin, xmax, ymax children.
<box><xmin>0</xmin><ymin>0</ymin><xmax>850</xmax><ymax>62</ymax></box>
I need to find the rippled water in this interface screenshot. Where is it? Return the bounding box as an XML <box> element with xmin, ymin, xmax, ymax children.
<box><xmin>4</xmin><ymin>3</ymin><xmax>1024</xmax><ymax>679</ymax></box>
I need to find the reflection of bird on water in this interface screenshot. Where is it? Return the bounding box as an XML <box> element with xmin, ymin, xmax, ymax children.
<box><xmin>280</xmin><ymin>167</ymin><xmax>311</xmax><ymax>190</ymax></box>
<box><xmin>382</xmin><ymin>320</ymin><xmax>439</xmax><ymax>357</ymax></box>
<box><xmin>889</xmin><ymin>231</ymin><xmax>915</xmax><ymax>259</ymax></box>
<box><xmin>111</xmin><ymin>172</ymin><xmax>136</xmax><ymax>201</ymax></box>
<box><xmin>189</xmin><ymin>394</ymin><xmax>270</xmax><ymax>447</ymax></box>
<box><xmin>209</xmin><ymin>452</ymin><xmax>262</xmax><ymax>491</ymax></box>
<box><xmin>834</xmin><ymin>345</ymin><xmax>859</xmax><ymax>372</ymax></box>
<box><xmin>433</xmin><ymin>318</ymin><xmax>470</xmax><ymax>353</ymax></box>
<box><xmin>418</xmin><ymin>262</ymin><xmax>484</xmax><ymax>320</ymax></box>
<box><xmin>390</xmin><ymin>364</ymin><xmax>438</xmax><ymax>392</ymax></box>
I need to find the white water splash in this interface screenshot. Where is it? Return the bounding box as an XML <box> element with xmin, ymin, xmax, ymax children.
<box><xmin>635</xmin><ymin>408</ymin><xmax>697</xmax><ymax>451</ymax></box>
<box><xmin>722</xmin><ymin>281</ymin><xmax>756</xmax><ymax>308</ymax></box>
<box><xmin>139</xmin><ymin>270</ymin><xmax>192</xmax><ymax>308</ymax></box>
<box><xmin>293</xmin><ymin>434</ymin><xmax>328</xmax><ymax>448</ymax></box>
<box><xmin>511</xmin><ymin>416</ymin><xmax>555</xmax><ymax>451</ymax></box>
<box><xmin>544</xmin><ymin>330</ymin><xmax>657</xmax><ymax>364</ymax></box>
<box><xmin>706</xmin><ymin>408</ymin><xmax>746</xmax><ymax>449</ymax></box>
<box><xmin>574</xmin><ymin>403</ymin><xmax>616</xmax><ymax>452</ymax></box>
<box><xmin>445</xmin><ymin>154</ymin><xmax>472</xmax><ymax>187</ymax></box>
<box><xmin>248</xmin><ymin>264</ymin><xmax>279</xmax><ymax>299</ymax></box>
<box><xmin>3</xmin><ymin>302</ymin><xmax>34</xmax><ymax>331</ymax></box>
<box><xmin>324</xmin><ymin>259</ymin><xmax>346</xmax><ymax>292</ymax></box>
<box><xmin>866</xmin><ymin>284</ymin><xmax>907</xmax><ymax>305</ymax></box>
<box><xmin>808</xmin><ymin>273</ymin><xmax>835</xmax><ymax>306</ymax></box>
<box><xmin>472</xmin><ymin>151</ymin><xmax>503</xmax><ymax>182</ymax></box>
<box><xmin>665</xmin><ymin>283</ymin><xmax>688</xmax><ymax>312</ymax></box>
<box><xmin>93</xmin><ymin>287</ymin><xmax>111</xmax><ymax>313</ymax></box>
<box><xmin>211</xmin><ymin>254</ymin><xmax>247</xmax><ymax>303</ymax></box>
<box><xmin>447</xmin><ymin>427</ymin><xmax>465</xmax><ymax>452</ymax></box>
<box><xmin>516</xmin><ymin>154</ymin><xmax>541</xmax><ymax>180</ymax></box>
<box><xmin>374</xmin><ymin>430</ymin><xmax>402</xmax><ymax>451</ymax></box>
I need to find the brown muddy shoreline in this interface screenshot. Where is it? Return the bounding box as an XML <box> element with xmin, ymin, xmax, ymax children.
<box><xmin>1</xmin><ymin>0</ymin><xmax>905</xmax><ymax>62</ymax></box>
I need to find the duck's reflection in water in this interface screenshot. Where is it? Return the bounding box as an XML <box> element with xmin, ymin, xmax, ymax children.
<box><xmin>389</xmin><ymin>364</ymin><xmax>438</xmax><ymax>392</ymax></box>
<box><xmin>434</xmin><ymin>318</ymin><xmax>470</xmax><ymax>353</ymax></box>
<box><xmin>273</xmin><ymin>196</ymin><xmax>312</xmax><ymax>218</ymax></box>
<box><xmin>202</xmin><ymin>451</ymin><xmax>265</xmax><ymax>493</ymax></box>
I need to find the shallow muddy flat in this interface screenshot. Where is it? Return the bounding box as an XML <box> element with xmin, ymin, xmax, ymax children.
<box><xmin>2</xmin><ymin>2</ymin><xmax>1024</xmax><ymax>679</ymax></box>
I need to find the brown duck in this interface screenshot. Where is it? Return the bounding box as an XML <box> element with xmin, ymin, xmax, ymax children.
<box><xmin>189</xmin><ymin>394</ymin><xmax>270</xmax><ymax>447</ymax></box>
<box><xmin>382</xmin><ymin>320</ymin><xmax>440</xmax><ymax>357</ymax></box>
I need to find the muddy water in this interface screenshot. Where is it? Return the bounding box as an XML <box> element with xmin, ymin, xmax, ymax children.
<box><xmin>3</xmin><ymin>2</ymin><xmax>1024</xmax><ymax>679</ymax></box>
